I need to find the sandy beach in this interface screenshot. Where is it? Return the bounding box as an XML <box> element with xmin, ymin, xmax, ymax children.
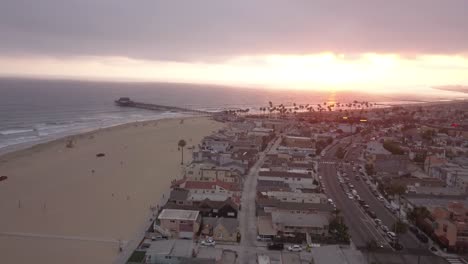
<box><xmin>0</xmin><ymin>117</ymin><xmax>223</xmax><ymax>264</ymax></box>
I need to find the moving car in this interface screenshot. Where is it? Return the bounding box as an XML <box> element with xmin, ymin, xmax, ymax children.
<box><xmin>267</xmin><ymin>243</ymin><xmax>284</xmax><ymax>250</ymax></box>
<box><xmin>288</xmin><ymin>245</ymin><xmax>302</xmax><ymax>252</ymax></box>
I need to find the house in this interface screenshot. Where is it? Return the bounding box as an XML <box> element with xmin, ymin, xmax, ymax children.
<box><xmin>256</xmin><ymin>197</ymin><xmax>334</xmax><ymax>216</ymax></box>
<box><xmin>201</xmin><ymin>217</ymin><xmax>239</xmax><ymax>242</ymax></box>
<box><xmin>258</xmin><ymin>171</ymin><xmax>313</xmax><ymax>186</ymax></box>
<box><xmin>431</xmin><ymin>202</ymin><xmax>468</xmax><ymax>253</ymax></box>
<box><xmin>172</xmin><ymin>178</ymin><xmax>241</xmax><ymax>203</ymax></box>
<box><xmin>271</xmin><ymin>211</ymin><xmax>329</xmax><ymax>236</ymax></box>
<box><xmin>201</xmin><ymin>135</ymin><xmax>231</xmax><ymax>152</ymax></box>
<box><xmin>198</xmin><ymin>198</ymin><xmax>239</xmax><ymax>218</ymax></box>
<box><xmin>144</xmin><ymin>239</ymin><xmax>216</xmax><ymax>264</ymax></box>
<box><xmin>157</xmin><ymin>209</ymin><xmax>201</xmax><ymax>239</ymax></box>
<box><xmin>164</xmin><ymin>197</ymin><xmax>238</xmax><ymax>218</ymax></box>
<box><xmin>184</xmin><ymin>163</ymin><xmax>241</xmax><ymax>183</ymax></box>
<box><xmin>259</xmin><ymin>191</ymin><xmax>326</xmax><ymax>204</ymax></box>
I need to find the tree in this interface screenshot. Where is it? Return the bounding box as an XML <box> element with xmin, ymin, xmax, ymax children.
<box><xmin>178</xmin><ymin>139</ymin><xmax>187</xmax><ymax>165</ymax></box>
<box><xmin>336</xmin><ymin>147</ymin><xmax>346</xmax><ymax>159</ymax></box>
<box><xmin>383</xmin><ymin>140</ymin><xmax>404</xmax><ymax>155</ymax></box>
<box><xmin>407</xmin><ymin>206</ymin><xmax>431</xmax><ymax>224</ymax></box>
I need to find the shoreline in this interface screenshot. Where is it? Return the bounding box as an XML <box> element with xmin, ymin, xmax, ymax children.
<box><xmin>0</xmin><ymin>115</ymin><xmax>224</xmax><ymax>264</ymax></box>
<box><xmin>0</xmin><ymin>113</ymin><xmax>195</xmax><ymax>157</ymax></box>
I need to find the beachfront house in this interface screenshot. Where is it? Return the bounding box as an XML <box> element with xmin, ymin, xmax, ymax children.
<box><xmin>158</xmin><ymin>209</ymin><xmax>201</xmax><ymax>239</ymax></box>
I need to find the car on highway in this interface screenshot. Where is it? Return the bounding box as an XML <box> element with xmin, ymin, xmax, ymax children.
<box><xmin>288</xmin><ymin>245</ymin><xmax>302</xmax><ymax>252</ymax></box>
<box><xmin>267</xmin><ymin>243</ymin><xmax>284</xmax><ymax>250</ymax></box>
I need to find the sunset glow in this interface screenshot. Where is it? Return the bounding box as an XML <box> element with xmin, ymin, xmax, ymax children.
<box><xmin>1</xmin><ymin>53</ymin><xmax>467</xmax><ymax>92</ymax></box>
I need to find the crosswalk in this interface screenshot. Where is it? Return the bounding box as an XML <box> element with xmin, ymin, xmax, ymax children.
<box><xmin>446</xmin><ymin>257</ymin><xmax>467</xmax><ymax>264</ymax></box>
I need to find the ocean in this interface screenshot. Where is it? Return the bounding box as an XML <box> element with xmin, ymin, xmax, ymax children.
<box><xmin>0</xmin><ymin>77</ymin><xmax>466</xmax><ymax>154</ymax></box>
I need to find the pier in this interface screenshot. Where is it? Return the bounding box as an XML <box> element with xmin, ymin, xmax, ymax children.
<box><xmin>114</xmin><ymin>97</ymin><xmax>216</xmax><ymax>115</ymax></box>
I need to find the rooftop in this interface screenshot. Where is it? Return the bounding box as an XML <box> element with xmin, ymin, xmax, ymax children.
<box><xmin>271</xmin><ymin>211</ymin><xmax>328</xmax><ymax>227</ymax></box>
<box><xmin>158</xmin><ymin>209</ymin><xmax>200</xmax><ymax>221</ymax></box>
<box><xmin>259</xmin><ymin>171</ymin><xmax>312</xmax><ymax>179</ymax></box>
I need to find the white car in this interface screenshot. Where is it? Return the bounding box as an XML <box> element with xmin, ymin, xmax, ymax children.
<box><xmin>201</xmin><ymin>238</ymin><xmax>216</xmax><ymax>246</ymax></box>
<box><xmin>327</xmin><ymin>198</ymin><xmax>333</xmax><ymax>203</ymax></box>
<box><xmin>347</xmin><ymin>194</ymin><xmax>354</xmax><ymax>200</ymax></box>
<box><xmin>288</xmin><ymin>245</ymin><xmax>302</xmax><ymax>252</ymax></box>
<box><xmin>378</xmin><ymin>196</ymin><xmax>385</xmax><ymax>202</ymax></box>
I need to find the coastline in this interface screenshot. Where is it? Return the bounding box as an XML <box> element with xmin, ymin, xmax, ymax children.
<box><xmin>0</xmin><ymin>116</ymin><xmax>224</xmax><ymax>264</ymax></box>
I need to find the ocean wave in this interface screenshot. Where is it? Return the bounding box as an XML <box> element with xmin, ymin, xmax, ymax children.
<box><xmin>0</xmin><ymin>128</ymin><xmax>36</xmax><ymax>136</ymax></box>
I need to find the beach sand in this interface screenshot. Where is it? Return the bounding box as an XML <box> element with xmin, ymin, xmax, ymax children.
<box><xmin>0</xmin><ymin>117</ymin><xmax>223</xmax><ymax>264</ymax></box>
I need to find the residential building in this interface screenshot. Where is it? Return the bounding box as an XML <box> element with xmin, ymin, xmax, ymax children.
<box><xmin>201</xmin><ymin>217</ymin><xmax>239</xmax><ymax>242</ymax></box>
<box><xmin>271</xmin><ymin>211</ymin><xmax>329</xmax><ymax>235</ymax></box>
<box><xmin>157</xmin><ymin>209</ymin><xmax>201</xmax><ymax>239</ymax></box>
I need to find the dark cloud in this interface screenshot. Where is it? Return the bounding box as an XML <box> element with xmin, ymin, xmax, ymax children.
<box><xmin>1</xmin><ymin>0</ymin><xmax>467</xmax><ymax>61</ymax></box>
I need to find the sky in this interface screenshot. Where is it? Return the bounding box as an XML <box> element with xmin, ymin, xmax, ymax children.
<box><xmin>1</xmin><ymin>0</ymin><xmax>468</xmax><ymax>92</ymax></box>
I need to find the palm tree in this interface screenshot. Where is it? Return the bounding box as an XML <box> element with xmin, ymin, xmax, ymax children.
<box><xmin>178</xmin><ymin>139</ymin><xmax>187</xmax><ymax>165</ymax></box>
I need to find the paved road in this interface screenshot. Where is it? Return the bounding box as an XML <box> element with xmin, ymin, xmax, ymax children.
<box><xmin>323</xmin><ymin>136</ymin><xmax>449</xmax><ymax>264</ymax></box>
<box><xmin>319</xmin><ymin>160</ymin><xmax>389</xmax><ymax>249</ymax></box>
<box><xmin>238</xmin><ymin>137</ymin><xmax>280</xmax><ymax>264</ymax></box>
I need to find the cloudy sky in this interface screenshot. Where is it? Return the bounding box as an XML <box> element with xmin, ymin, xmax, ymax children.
<box><xmin>1</xmin><ymin>0</ymin><xmax>468</xmax><ymax>91</ymax></box>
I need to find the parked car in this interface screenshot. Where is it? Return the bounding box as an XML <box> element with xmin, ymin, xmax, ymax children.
<box><xmin>391</xmin><ymin>242</ymin><xmax>403</xmax><ymax>251</ymax></box>
<box><xmin>347</xmin><ymin>194</ymin><xmax>354</xmax><ymax>200</ymax></box>
<box><xmin>368</xmin><ymin>210</ymin><xmax>377</xmax><ymax>219</ymax></box>
<box><xmin>377</xmin><ymin>196</ymin><xmax>385</xmax><ymax>202</ymax></box>
<box><xmin>201</xmin><ymin>238</ymin><xmax>216</xmax><ymax>246</ymax></box>
<box><xmin>257</xmin><ymin>235</ymin><xmax>272</xmax><ymax>242</ymax></box>
<box><xmin>416</xmin><ymin>233</ymin><xmax>429</xmax><ymax>243</ymax></box>
<box><xmin>380</xmin><ymin>225</ymin><xmax>389</xmax><ymax>232</ymax></box>
<box><xmin>374</xmin><ymin>219</ymin><xmax>382</xmax><ymax>226</ymax></box>
<box><xmin>387</xmin><ymin>232</ymin><xmax>397</xmax><ymax>240</ymax></box>
<box><xmin>288</xmin><ymin>245</ymin><xmax>302</xmax><ymax>252</ymax></box>
<box><xmin>409</xmin><ymin>226</ymin><xmax>419</xmax><ymax>235</ymax></box>
<box><xmin>267</xmin><ymin>243</ymin><xmax>284</xmax><ymax>250</ymax></box>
